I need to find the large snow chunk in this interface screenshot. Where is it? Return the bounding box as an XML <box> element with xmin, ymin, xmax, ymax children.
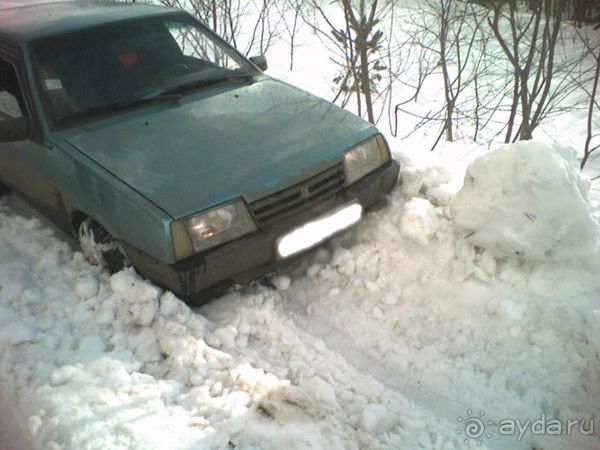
<box><xmin>451</xmin><ymin>141</ymin><xmax>599</xmax><ymax>260</ymax></box>
<box><xmin>110</xmin><ymin>269</ymin><xmax>160</xmax><ymax>327</ymax></box>
<box><xmin>400</xmin><ymin>198</ymin><xmax>439</xmax><ymax>246</ymax></box>
<box><xmin>0</xmin><ymin>307</ymin><xmax>36</xmax><ymax>347</ymax></box>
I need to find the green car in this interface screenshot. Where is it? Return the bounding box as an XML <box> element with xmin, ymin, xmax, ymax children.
<box><xmin>0</xmin><ymin>1</ymin><xmax>399</xmax><ymax>300</ymax></box>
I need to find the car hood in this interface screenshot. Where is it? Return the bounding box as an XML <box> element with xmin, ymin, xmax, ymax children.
<box><xmin>61</xmin><ymin>77</ymin><xmax>375</xmax><ymax>219</ymax></box>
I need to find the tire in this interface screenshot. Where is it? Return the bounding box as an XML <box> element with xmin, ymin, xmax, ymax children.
<box><xmin>78</xmin><ymin>218</ymin><xmax>130</xmax><ymax>274</ymax></box>
<box><xmin>0</xmin><ymin>183</ymin><xmax>10</xmax><ymax>198</ymax></box>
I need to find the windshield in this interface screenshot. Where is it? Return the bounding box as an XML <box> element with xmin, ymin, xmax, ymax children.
<box><xmin>31</xmin><ymin>14</ymin><xmax>255</xmax><ymax>126</ymax></box>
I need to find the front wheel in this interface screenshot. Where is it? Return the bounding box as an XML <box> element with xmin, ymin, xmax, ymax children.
<box><xmin>0</xmin><ymin>183</ymin><xmax>10</xmax><ymax>198</ymax></box>
<box><xmin>78</xmin><ymin>218</ymin><xmax>130</xmax><ymax>274</ymax></box>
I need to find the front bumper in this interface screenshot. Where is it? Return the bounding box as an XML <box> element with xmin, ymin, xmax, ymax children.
<box><xmin>123</xmin><ymin>160</ymin><xmax>400</xmax><ymax>301</ymax></box>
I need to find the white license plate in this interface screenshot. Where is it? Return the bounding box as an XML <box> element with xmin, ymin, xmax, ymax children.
<box><xmin>277</xmin><ymin>203</ymin><xmax>362</xmax><ymax>258</ymax></box>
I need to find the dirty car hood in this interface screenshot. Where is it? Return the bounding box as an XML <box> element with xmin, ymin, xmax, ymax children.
<box><xmin>62</xmin><ymin>77</ymin><xmax>376</xmax><ymax>219</ymax></box>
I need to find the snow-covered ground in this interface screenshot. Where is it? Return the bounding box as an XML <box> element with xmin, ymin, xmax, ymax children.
<box><xmin>1</xmin><ymin>138</ymin><xmax>599</xmax><ymax>450</ymax></box>
<box><xmin>1</xmin><ymin>2</ymin><xmax>600</xmax><ymax>450</ymax></box>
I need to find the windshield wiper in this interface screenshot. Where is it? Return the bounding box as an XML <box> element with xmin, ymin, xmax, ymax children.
<box><xmin>160</xmin><ymin>71</ymin><xmax>255</xmax><ymax>97</ymax></box>
<box><xmin>59</xmin><ymin>92</ymin><xmax>182</xmax><ymax>125</ymax></box>
<box><xmin>58</xmin><ymin>71</ymin><xmax>254</xmax><ymax>125</ymax></box>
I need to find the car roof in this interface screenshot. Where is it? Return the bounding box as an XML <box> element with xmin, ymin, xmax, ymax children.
<box><xmin>0</xmin><ymin>1</ymin><xmax>178</xmax><ymax>44</ymax></box>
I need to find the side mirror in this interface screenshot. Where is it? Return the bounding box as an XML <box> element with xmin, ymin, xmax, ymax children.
<box><xmin>249</xmin><ymin>55</ymin><xmax>267</xmax><ymax>71</ymax></box>
<box><xmin>0</xmin><ymin>116</ymin><xmax>29</xmax><ymax>143</ymax></box>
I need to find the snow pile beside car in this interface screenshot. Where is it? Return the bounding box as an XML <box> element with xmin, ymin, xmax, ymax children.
<box><xmin>451</xmin><ymin>141</ymin><xmax>599</xmax><ymax>260</ymax></box>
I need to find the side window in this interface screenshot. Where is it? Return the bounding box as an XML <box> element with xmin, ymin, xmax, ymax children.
<box><xmin>166</xmin><ymin>21</ymin><xmax>241</xmax><ymax>71</ymax></box>
<box><xmin>0</xmin><ymin>58</ymin><xmax>26</xmax><ymax>120</ymax></box>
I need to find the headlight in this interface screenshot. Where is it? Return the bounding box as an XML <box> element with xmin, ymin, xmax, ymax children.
<box><xmin>344</xmin><ymin>135</ymin><xmax>389</xmax><ymax>185</ymax></box>
<box><xmin>172</xmin><ymin>199</ymin><xmax>257</xmax><ymax>258</ymax></box>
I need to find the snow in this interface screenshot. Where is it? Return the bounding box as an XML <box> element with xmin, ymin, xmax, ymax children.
<box><xmin>1</xmin><ymin>3</ymin><xmax>600</xmax><ymax>450</ymax></box>
<box><xmin>451</xmin><ymin>141</ymin><xmax>599</xmax><ymax>261</ymax></box>
<box><xmin>399</xmin><ymin>197</ymin><xmax>440</xmax><ymax>246</ymax></box>
<box><xmin>268</xmin><ymin>275</ymin><xmax>291</xmax><ymax>292</ymax></box>
<box><xmin>1</xmin><ymin>138</ymin><xmax>599</xmax><ymax>448</ymax></box>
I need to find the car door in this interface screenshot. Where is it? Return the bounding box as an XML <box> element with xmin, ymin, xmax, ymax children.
<box><xmin>0</xmin><ymin>45</ymin><xmax>72</xmax><ymax>232</ymax></box>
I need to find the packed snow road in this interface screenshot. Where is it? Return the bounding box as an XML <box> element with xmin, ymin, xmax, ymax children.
<box><xmin>0</xmin><ymin>142</ymin><xmax>599</xmax><ymax>450</ymax></box>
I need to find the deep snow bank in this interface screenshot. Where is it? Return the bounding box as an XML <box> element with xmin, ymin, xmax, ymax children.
<box><xmin>451</xmin><ymin>141</ymin><xmax>599</xmax><ymax>260</ymax></box>
<box><xmin>0</xmin><ymin>204</ymin><xmax>468</xmax><ymax>450</ymax></box>
<box><xmin>1</xmin><ymin>141</ymin><xmax>599</xmax><ymax>450</ymax></box>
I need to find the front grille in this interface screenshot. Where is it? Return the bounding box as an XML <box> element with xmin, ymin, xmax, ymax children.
<box><xmin>249</xmin><ymin>164</ymin><xmax>346</xmax><ymax>227</ymax></box>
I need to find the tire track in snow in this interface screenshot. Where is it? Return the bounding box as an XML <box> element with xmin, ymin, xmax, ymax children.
<box><xmin>280</xmin><ymin>294</ymin><xmax>600</xmax><ymax>450</ymax></box>
<box><xmin>200</xmin><ymin>291</ymin><xmax>469</xmax><ymax>449</ymax></box>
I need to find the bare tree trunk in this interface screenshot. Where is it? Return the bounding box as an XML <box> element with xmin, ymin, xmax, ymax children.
<box><xmin>517</xmin><ymin>3</ymin><xmax>542</xmax><ymax>140</ymax></box>
<box><xmin>581</xmin><ymin>44</ymin><xmax>600</xmax><ymax>169</ymax></box>
<box><xmin>505</xmin><ymin>75</ymin><xmax>520</xmax><ymax>143</ymax></box>
<box><xmin>439</xmin><ymin>0</ymin><xmax>454</xmax><ymax>141</ymax></box>
<box><xmin>341</xmin><ymin>0</ymin><xmax>379</xmax><ymax>124</ymax></box>
<box><xmin>359</xmin><ymin>41</ymin><xmax>376</xmax><ymax>124</ymax></box>
<box><xmin>473</xmin><ymin>75</ymin><xmax>480</xmax><ymax>142</ymax></box>
<box><xmin>302</xmin><ymin>0</ymin><xmax>385</xmax><ymax>124</ymax></box>
<box><xmin>211</xmin><ymin>0</ymin><xmax>218</xmax><ymax>32</ymax></box>
<box><xmin>289</xmin><ymin>5</ymin><xmax>300</xmax><ymax>70</ymax></box>
<box><xmin>343</xmin><ymin>4</ymin><xmax>362</xmax><ymax>118</ymax></box>
<box><xmin>489</xmin><ymin>0</ymin><xmax>566</xmax><ymax>142</ymax></box>
<box><xmin>530</xmin><ymin>0</ymin><xmax>563</xmax><ymax>132</ymax></box>
<box><xmin>344</xmin><ymin>0</ymin><xmax>376</xmax><ymax>124</ymax></box>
